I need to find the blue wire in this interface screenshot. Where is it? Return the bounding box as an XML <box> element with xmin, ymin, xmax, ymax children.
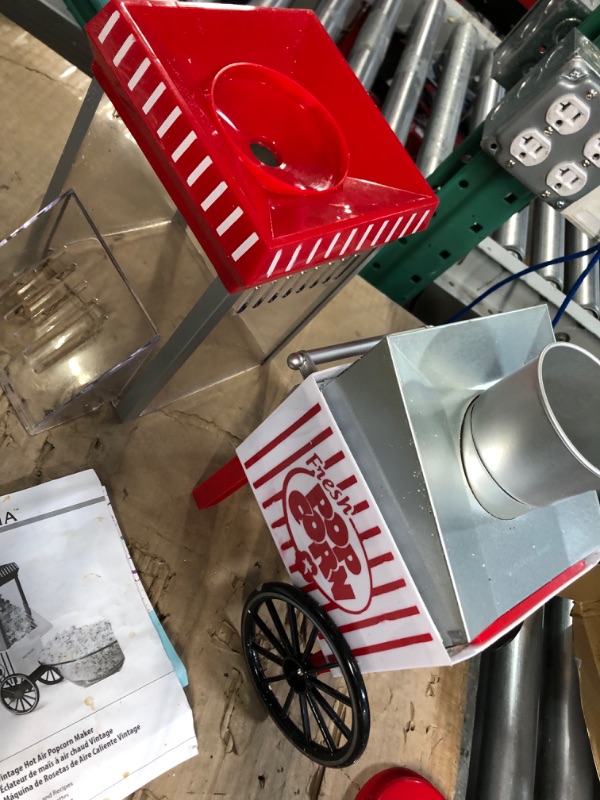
<box><xmin>444</xmin><ymin>243</ymin><xmax>600</xmax><ymax>325</ymax></box>
<box><xmin>552</xmin><ymin>247</ymin><xmax>600</xmax><ymax>326</ymax></box>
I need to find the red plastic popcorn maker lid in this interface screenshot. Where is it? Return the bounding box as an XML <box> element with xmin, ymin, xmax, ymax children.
<box><xmin>86</xmin><ymin>1</ymin><xmax>438</xmax><ymax>292</ymax></box>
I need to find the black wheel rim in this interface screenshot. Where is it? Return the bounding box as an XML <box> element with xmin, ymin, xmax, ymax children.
<box><xmin>1</xmin><ymin>674</ymin><xmax>39</xmax><ymax>714</ymax></box>
<box><xmin>37</xmin><ymin>667</ymin><xmax>63</xmax><ymax>685</ymax></box>
<box><xmin>242</xmin><ymin>582</ymin><xmax>370</xmax><ymax>767</ymax></box>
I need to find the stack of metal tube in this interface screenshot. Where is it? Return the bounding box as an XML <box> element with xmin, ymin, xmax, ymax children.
<box><xmin>465</xmin><ymin>600</ymin><xmax>597</xmax><ymax>800</ymax></box>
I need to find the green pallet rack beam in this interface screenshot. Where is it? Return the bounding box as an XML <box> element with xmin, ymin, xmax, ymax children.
<box><xmin>361</xmin><ymin>7</ymin><xmax>600</xmax><ymax>307</ymax></box>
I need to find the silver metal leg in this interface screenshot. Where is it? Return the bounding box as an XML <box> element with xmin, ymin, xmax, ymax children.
<box><xmin>115</xmin><ymin>276</ymin><xmax>240</xmax><ymax>421</ymax></box>
<box><xmin>40</xmin><ymin>79</ymin><xmax>104</xmax><ymax>210</ymax></box>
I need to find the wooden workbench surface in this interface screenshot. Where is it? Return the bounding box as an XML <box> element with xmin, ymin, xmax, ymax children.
<box><xmin>0</xmin><ymin>16</ymin><xmax>469</xmax><ymax>799</ymax></box>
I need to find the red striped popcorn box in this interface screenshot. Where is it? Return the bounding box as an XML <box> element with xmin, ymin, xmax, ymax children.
<box><xmin>236</xmin><ymin>369</ymin><xmax>450</xmax><ymax>673</ymax></box>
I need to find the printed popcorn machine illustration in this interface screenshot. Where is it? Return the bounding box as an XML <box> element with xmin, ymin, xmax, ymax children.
<box><xmin>0</xmin><ymin>562</ymin><xmax>62</xmax><ymax>715</ymax></box>
<box><xmin>0</xmin><ymin>563</ymin><xmax>125</xmax><ymax>715</ymax></box>
<box><xmin>193</xmin><ymin>306</ymin><xmax>600</xmax><ymax>767</ymax></box>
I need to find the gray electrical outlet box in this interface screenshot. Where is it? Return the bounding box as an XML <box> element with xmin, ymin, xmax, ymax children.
<box><xmin>483</xmin><ymin>29</ymin><xmax>600</xmax><ymax>210</ymax></box>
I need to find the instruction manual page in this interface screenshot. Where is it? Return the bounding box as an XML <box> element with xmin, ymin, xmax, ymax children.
<box><xmin>0</xmin><ymin>470</ymin><xmax>197</xmax><ymax>800</ymax></box>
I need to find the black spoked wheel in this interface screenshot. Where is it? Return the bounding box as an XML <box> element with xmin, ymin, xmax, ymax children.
<box><xmin>242</xmin><ymin>582</ymin><xmax>370</xmax><ymax>767</ymax></box>
<box><xmin>37</xmin><ymin>667</ymin><xmax>63</xmax><ymax>685</ymax></box>
<box><xmin>0</xmin><ymin>673</ymin><xmax>39</xmax><ymax>714</ymax></box>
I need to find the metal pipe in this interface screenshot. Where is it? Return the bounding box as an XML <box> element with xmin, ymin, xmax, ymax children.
<box><xmin>314</xmin><ymin>0</ymin><xmax>356</xmax><ymax>42</ymax></box>
<box><xmin>417</xmin><ymin>22</ymin><xmax>478</xmax><ymax>177</ymax></box>
<box><xmin>470</xmin><ymin>50</ymin><xmax>504</xmax><ymax>130</ymax></box>
<box><xmin>462</xmin><ymin>342</ymin><xmax>600</xmax><ymax>519</ymax></box>
<box><xmin>535</xmin><ymin>598</ymin><xmax>596</xmax><ymax>800</ymax></box>
<box><xmin>288</xmin><ymin>334</ymin><xmax>385</xmax><ymax>377</ymax></box>
<box><xmin>565</xmin><ymin>222</ymin><xmax>600</xmax><ymax>318</ymax></box>
<box><xmin>381</xmin><ymin>0</ymin><xmax>445</xmax><ymax>144</ymax></box>
<box><xmin>530</xmin><ymin>200</ymin><xmax>565</xmax><ymax>290</ymax></box>
<box><xmin>475</xmin><ymin>610</ymin><xmax>545</xmax><ymax>800</ymax></box>
<box><xmin>494</xmin><ymin>206</ymin><xmax>530</xmax><ymax>261</ymax></box>
<box><xmin>347</xmin><ymin>0</ymin><xmax>406</xmax><ymax>92</ymax></box>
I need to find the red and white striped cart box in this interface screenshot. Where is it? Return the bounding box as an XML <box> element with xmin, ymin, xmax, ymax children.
<box><xmin>237</xmin><ymin>370</ymin><xmax>450</xmax><ymax>673</ymax></box>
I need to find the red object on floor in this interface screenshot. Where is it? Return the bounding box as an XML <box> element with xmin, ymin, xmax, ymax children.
<box><xmin>356</xmin><ymin>768</ymin><xmax>445</xmax><ymax>800</ymax></box>
<box><xmin>86</xmin><ymin>1</ymin><xmax>438</xmax><ymax>293</ymax></box>
<box><xmin>192</xmin><ymin>455</ymin><xmax>248</xmax><ymax>510</ymax></box>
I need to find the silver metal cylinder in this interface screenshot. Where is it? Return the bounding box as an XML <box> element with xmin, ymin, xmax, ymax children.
<box><xmin>494</xmin><ymin>206</ymin><xmax>530</xmax><ymax>260</ymax></box>
<box><xmin>535</xmin><ymin>597</ymin><xmax>596</xmax><ymax>800</ymax></box>
<box><xmin>461</xmin><ymin>342</ymin><xmax>600</xmax><ymax>519</ymax></box>
<box><xmin>531</xmin><ymin>199</ymin><xmax>565</xmax><ymax>291</ymax></box>
<box><xmin>477</xmin><ymin>610</ymin><xmax>545</xmax><ymax>800</ymax></box>
<box><xmin>347</xmin><ymin>0</ymin><xmax>406</xmax><ymax>92</ymax></box>
<box><xmin>417</xmin><ymin>22</ymin><xmax>478</xmax><ymax>177</ymax></box>
<box><xmin>381</xmin><ymin>0</ymin><xmax>445</xmax><ymax>144</ymax></box>
<box><xmin>470</xmin><ymin>50</ymin><xmax>504</xmax><ymax>130</ymax></box>
<box><xmin>565</xmin><ymin>223</ymin><xmax>600</xmax><ymax>318</ymax></box>
<box><xmin>314</xmin><ymin>0</ymin><xmax>355</xmax><ymax>41</ymax></box>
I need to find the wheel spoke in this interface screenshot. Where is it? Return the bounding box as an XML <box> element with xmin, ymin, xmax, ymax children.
<box><xmin>299</xmin><ymin>694</ymin><xmax>312</xmax><ymax>742</ymax></box>
<box><xmin>253</xmin><ymin>643</ymin><xmax>285</xmax><ymax>667</ymax></box>
<box><xmin>266</xmin><ymin>673</ymin><xmax>287</xmax><ymax>684</ymax></box>
<box><xmin>266</xmin><ymin>600</ymin><xmax>293</xmax><ymax>654</ymax></box>
<box><xmin>254</xmin><ymin>613</ymin><xmax>288</xmax><ymax>658</ymax></box>
<box><xmin>287</xmin><ymin>603</ymin><xmax>301</xmax><ymax>657</ymax></box>
<box><xmin>282</xmin><ymin>687</ymin><xmax>294</xmax><ymax>717</ymax></box>
<box><xmin>309</xmin><ymin>677</ymin><xmax>352</xmax><ymax>706</ymax></box>
<box><xmin>312</xmin><ymin>688</ymin><xmax>351</xmax><ymax>739</ymax></box>
<box><xmin>306</xmin><ymin>658</ymin><xmax>340</xmax><ymax>674</ymax></box>
<box><xmin>302</xmin><ymin>623</ymin><xmax>318</xmax><ymax>661</ymax></box>
<box><xmin>307</xmin><ymin>693</ymin><xmax>336</xmax><ymax>752</ymax></box>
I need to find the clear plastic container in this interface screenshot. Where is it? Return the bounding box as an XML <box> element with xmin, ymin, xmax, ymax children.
<box><xmin>0</xmin><ymin>190</ymin><xmax>158</xmax><ymax>433</ymax></box>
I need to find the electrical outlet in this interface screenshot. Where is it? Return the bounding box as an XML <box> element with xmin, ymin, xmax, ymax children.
<box><xmin>584</xmin><ymin>132</ymin><xmax>600</xmax><ymax>167</ymax></box>
<box><xmin>509</xmin><ymin>128</ymin><xmax>551</xmax><ymax>166</ymax></box>
<box><xmin>546</xmin><ymin>93</ymin><xmax>591</xmax><ymax>134</ymax></box>
<box><xmin>546</xmin><ymin>161</ymin><xmax>588</xmax><ymax>196</ymax></box>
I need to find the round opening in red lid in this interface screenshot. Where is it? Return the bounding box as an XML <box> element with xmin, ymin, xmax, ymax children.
<box><xmin>211</xmin><ymin>62</ymin><xmax>349</xmax><ymax>195</ymax></box>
